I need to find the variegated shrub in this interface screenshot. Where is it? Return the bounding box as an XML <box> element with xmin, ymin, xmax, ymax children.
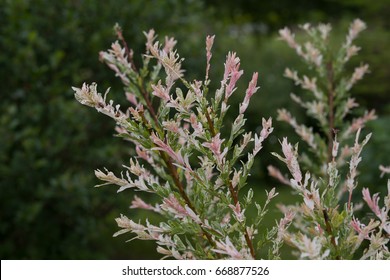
<box><xmin>73</xmin><ymin>20</ymin><xmax>389</xmax><ymax>259</ymax></box>
<box><xmin>271</xmin><ymin>19</ymin><xmax>389</xmax><ymax>259</ymax></box>
<box><xmin>73</xmin><ymin>25</ymin><xmax>276</xmax><ymax>259</ymax></box>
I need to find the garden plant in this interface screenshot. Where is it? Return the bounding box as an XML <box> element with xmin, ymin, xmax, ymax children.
<box><xmin>73</xmin><ymin>19</ymin><xmax>389</xmax><ymax>259</ymax></box>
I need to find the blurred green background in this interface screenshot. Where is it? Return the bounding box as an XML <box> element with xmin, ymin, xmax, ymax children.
<box><xmin>1</xmin><ymin>0</ymin><xmax>389</xmax><ymax>259</ymax></box>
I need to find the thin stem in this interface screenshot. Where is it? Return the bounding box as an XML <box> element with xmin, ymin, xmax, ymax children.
<box><xmin>161</xmin><ymin>145</ymin><xmax>218</xmax><ymax>255</ymax></box>
<box><xmin>322</xmin><ymin>209</ymin><xmax>340</xmax><ymax>259</ymax></box>
<box><xmin>205</xmin><ymin>110</ymin><xmax>216</xmax><ymax>137</ymax></box>
<box><xmin>326</xmin><ymin>62</ymin><xmax>335</xmax><ymax>163</ymax></box>
<box><xmin>228</xmin><ymin>182</ymin><xmax>239</xmax><ymax>203</ymax></box>
<box><xmin>126</xmin><ymin>36</ymin><xmax>223</xmax><ymax>256</ymax></box>
<box><xmin>205</xmin><ymin>92</ymin><xmax>255</xmax><ymax>258</ymax></box>
<box><xmin>118</xmin><ymin>29</ymin><xmax>158</xmax><ymax>129</ymax></box>
<box><xmin>135</xmin><ymin>69</ymin><xmax>219</xmax><ymax>255</ymax></box>
<box><xmin>227</xmin><ymin>180</ymin><xmax>256</xmax><ymax>259</ymax></box>
<box><xmin>137</xmin><ymin>80</ymin><xmax>160</xmax><ymax>129</ymax></box>
<box><xmin>198</xmin><ymin>87</ymin><xmax>255</xmax><ymax>258</ymax></box>
<box><xmin>347</xmin><ymin>190</ymin><xmax>353</xmax><ymax>211</ymax></box>
<box><xmin>156</xmin><ymin>147</ymin><xmax>219</xmax><ymax>257</ymax></box>
<box><xmin>116</xmin><ymin>27</ymin><xmax>137</xmax><ymax>72</ymax></box>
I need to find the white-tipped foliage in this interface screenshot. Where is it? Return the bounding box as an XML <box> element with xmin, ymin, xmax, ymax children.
<box><xmin>74</xmin><ymin>20</ymin><xmax>389</xmax><ymax>260</ymax></box>
<box><xmin>73</xmin><ymin>27</ymin><xmax>275</xmax><ymax>259</ymax></box>
<box><xmin>273</xmin><ymin>19</ymin><xmax>389</xmax><ymax>260</ymax></box>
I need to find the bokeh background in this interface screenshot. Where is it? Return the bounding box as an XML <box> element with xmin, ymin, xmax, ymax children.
<box><xmin>1</xmin><ymin>0</ymin><xmax>389</xmax><ymax>259</ymax></box>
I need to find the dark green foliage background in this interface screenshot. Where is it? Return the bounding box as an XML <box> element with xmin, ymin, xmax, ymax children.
<box><xmin>1</xmin><ymin>0</ymin><xmax>389</xmax><ymax>259</ymax></box>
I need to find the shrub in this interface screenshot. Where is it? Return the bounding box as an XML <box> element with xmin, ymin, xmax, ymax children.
<box><xmin>0</xmin><ymin>0</ymin><xmax>213</xmax><ymax>259</ymax></box>
<box><xmin>270</xmin><ymin>19</ymin><xmax>389</xmax><ymax>259</ymax></box>
<box><xmin>73</xmin><ymin>20</ymin><xmax>389</xmax><ymax>259</ymax></box>
<box><xmin>73</xmin><ymin>26</ymin><xmax>277</xmax><ymax>259</ymax></box>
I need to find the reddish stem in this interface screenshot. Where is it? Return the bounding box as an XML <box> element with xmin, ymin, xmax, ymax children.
<box><xmin>326</xmin><ymin>62</ymin><xmax>335</xmax><ymax>163</ymax></box>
